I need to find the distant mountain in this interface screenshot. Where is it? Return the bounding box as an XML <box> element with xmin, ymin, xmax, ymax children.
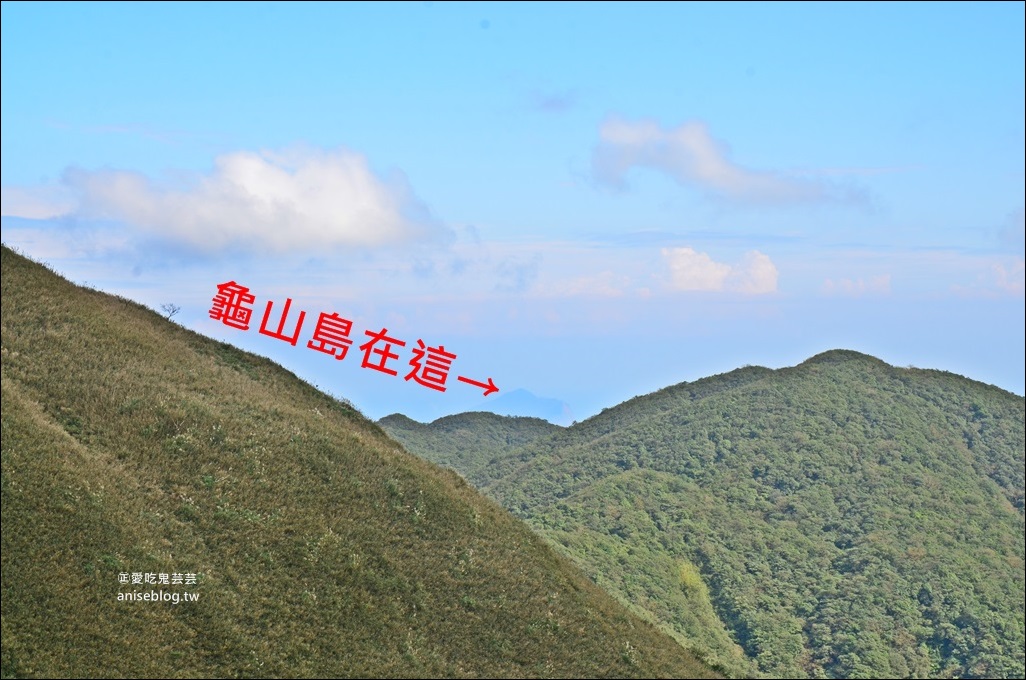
<box><xmin>0</xmin><ymin>245</ymin><xmax>717</xmax><ymax>679</ymax></box>
<box><xmin>477</xmin><ymin>388</ymin><xmax>575</xmax><ymax>426</ymax></box>
<box><xmin>389</xmin><ymin>350</ymin><xmax>1026</xmax><ymax>678</ymax></box>
<box><xmin>379</xmin><ymin>412</ymin><xmax>561</xmax><ymax>486</ymax></box>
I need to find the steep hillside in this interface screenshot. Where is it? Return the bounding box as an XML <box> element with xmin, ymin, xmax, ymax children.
<box><xmin>0</xmin><ymin>245</ymin><xmax>717</xmax><ymax>679</ymax></box>
<box><xmin>398</xmin><ymin>351</ymin><xmax>1026</xmax><ymax>678</ymax></box>
<box><xmin>379</xmin><ymin>412</ymin><xmax>561</xmax><ymax>486</ymax></box>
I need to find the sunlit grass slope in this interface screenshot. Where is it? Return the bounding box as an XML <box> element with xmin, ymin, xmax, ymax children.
<box><xmin>0</xmin><ymin>244</ymin><xmax>717</xmax><ymax>679</ymax></box>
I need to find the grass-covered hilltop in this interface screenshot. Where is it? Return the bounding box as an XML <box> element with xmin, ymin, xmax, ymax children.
<box><xmin>0</xmin><ymin>244</ymin><xmax>718</xmax><ymax>679</ymax></box>
<box><xmin>382</xmin><ymin>352</ymin><xmax>1026</xmax><ymax>678</ymax></box>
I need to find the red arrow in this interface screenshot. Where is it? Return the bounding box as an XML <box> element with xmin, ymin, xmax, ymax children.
<box><xmin>457</xmin><ymin>375</ymin><xmax>499</xmax><ymax>397</ymax></box>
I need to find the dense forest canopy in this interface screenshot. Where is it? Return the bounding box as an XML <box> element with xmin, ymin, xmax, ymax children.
<box><xmin>384</xmin><ymin>350</ymin><xmax>1026</xmax><ymax>678</ymax></box>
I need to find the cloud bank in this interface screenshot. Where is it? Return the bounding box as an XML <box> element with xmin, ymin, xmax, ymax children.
<box><xmin>593</xmin><ymin>118</ymin><xmax>840</xmax><ymax>203</ymax></box>
<box><xmin>662</xmin><ymin>247</ymin><xmax>778</xmax><ymax>294</ymax></box>
<box><xmin>992</xmin><ymin>259</ymin><xmax>1025</xmax><ymax>296</ymax></box>
<box><xmin>58</xmin><ymin>147</ymin><xmax>444</xmax><ymax>253</ymax></box>
<box><xmin>0</xmin><ymin>186</ymin><xmax>77</xmax><ymax>219</ymax></box>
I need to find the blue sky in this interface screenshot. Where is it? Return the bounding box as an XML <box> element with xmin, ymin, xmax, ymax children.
<box><xmin>2</xmin><ymin>1</ymin><xmax>1023</xmax><ymax>423</ymax></box>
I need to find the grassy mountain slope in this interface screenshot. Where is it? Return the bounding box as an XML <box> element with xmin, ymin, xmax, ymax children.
<box><xmin>379</xmin><ymin>412</ymin><xmax>561</xmax><ymax>486</ymax></box>
<box><xmin>394</xmin><ymin>351</ymin><xmax>1026</xmax><ymax>678</ymax></box>
<box><xmin>0</xmin><ymin>244</ymin><xmax>717</xmax><ymax>679</ymax></box>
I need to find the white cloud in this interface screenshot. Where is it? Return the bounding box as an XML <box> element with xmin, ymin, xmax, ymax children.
<box><xmin>822</xmin><ymin>274</ymin><xmax>892</xmax><ymax>297</ymax></box>
<box><xmin>992</xmin><ymin>259</ymin><xmax>1025</xmax><ymax>296</ymax></box>
<box><xmin>1</xmin><ymin>185</ymin><xmax>76</xmax><ymax>219</ymax></box>
<box><xmin>662</xmin><ymin>247</ymin><xmax>730</xmax><ymax>291</ymax></box>
<box><xmin>592</xmin><ymin>117</ymin><xmax>838</xmax><ymax>203</ymax></box>
<box><xmin>725</xmin><ymin>251</ymin><xmax>779</xmax><ymax>294</ymax></box>
<box><xmin>62</xmin><ymin>146</ymin><xmax>445</xmax><ymax>253</ymax></box>
<box><xmin>662</xmin><ymin>247</ymin><xmax>778</xmax><ymax>294</ymax></box>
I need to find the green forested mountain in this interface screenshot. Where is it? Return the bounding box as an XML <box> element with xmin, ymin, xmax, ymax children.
<box><xmin>379</xmin><ymin>412</ymin><xmax>561</xmax><ymax>486</ymax></box>
<box><xmin>387</xmin><ymin>351</ymin><xmax>1026</xmax><ymax>678</ymax></box>
<box><xmin>0</xmin><ymin>245</ymin><xmax>717</xmax><ymax>679</ymax></box>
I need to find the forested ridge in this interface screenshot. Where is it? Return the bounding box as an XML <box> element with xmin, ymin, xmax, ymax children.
<box><xmin>383</xmin><ymin>350</ymin><xmax>1025</xmax><ymax>678</ymax></box>
<box><xmin>378</xmin><ymin>412</ymin><xmax>560</xmax><ymax>486</ymax></box>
